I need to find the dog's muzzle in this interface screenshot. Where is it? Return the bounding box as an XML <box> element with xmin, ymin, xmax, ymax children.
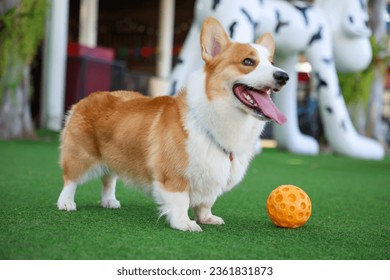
<box><xmin>273</xmin><ymin>71</ymin><xmax>289</xmax><ymax>87</ymax></box>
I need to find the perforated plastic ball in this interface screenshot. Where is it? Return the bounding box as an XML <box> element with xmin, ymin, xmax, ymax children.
<box><xmin>266</xmin><ymin>185</ymin><xmax>312</xmax><ymax>228</ymax></box>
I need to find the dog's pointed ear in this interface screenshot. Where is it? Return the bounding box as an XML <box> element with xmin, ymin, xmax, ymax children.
<box><xmin>200</xmin><ymin>17</ymin><xmax>230</xmax><ymax>63</ymax></box>
<box><xmin>256</xmin><ymin>33</ymin><xmax>275</xmax><ymax>58</ymax></box>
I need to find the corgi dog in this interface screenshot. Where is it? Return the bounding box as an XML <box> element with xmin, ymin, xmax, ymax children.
<box><xmin>57</xmin><ymin>17</ymin><xmax>289</xmax><ymax>232</ymax></box>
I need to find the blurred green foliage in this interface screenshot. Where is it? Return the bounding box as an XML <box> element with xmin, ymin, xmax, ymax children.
<box><xmin>0</xmin><ymin>0</ymin><xmax>48</xmax><ymax>100</ymax></box>
<box><xmin>338</xmin><ymin>36</ymin><xmax>389</xmax><ymax>106</ymax></box>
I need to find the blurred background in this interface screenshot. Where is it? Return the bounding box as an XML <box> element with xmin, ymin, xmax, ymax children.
<box><xmin>1</xmin><ymin>0</ymin><xmax>390</xmax><ymax>151</ymax></box>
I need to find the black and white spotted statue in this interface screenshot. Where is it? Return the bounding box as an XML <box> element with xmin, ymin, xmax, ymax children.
<box><xmin>169</xmin><ymin>0</ymin><xmax>384</xmax><ymax>160</ymax></box>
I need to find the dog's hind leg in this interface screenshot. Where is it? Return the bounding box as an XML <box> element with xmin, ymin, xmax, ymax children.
<box><xmin>101</xmin><ymin>175</ymin><xmax>121</xmax><ymax>209</ymax></box>
<box><xmin>58</xmin><ymin>142</ymin><xmax>100</xmax><ymax>211</ymax></box>
<box><xmin>57</xmin><ymin>180</ymin><xmax>78</xmax><ymax>211</ymax></box>
<box><xmin>152</xmin><ymin>181</ymin><xmax>202</xmax><ymax>232</ymax></box>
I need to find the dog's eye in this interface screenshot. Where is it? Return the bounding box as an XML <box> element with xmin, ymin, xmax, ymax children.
<box><xmin>242</xmin><ymin>58</ymin><xmax>255</xmax><ymax>66</ymax></box>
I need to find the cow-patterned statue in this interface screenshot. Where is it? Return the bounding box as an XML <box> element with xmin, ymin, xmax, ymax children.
<box><xmin>170</xmin><ymin>0</ymin><xmax>384</xmax><ymax>160</ymax></box>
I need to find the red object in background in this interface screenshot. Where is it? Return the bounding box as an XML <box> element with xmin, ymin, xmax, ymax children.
<box><xmin>67</xmin><ymin>43</ymin><xmax>114</xmax><ymax>62</ymax></box>
<box><xmin>298</xmin><ymin>72</ymin><xmax>310</xmax><ymax>83</ymax></box>
<box><xmin>140</xmin><ymin>47</ymin><xmax>154</xmax><ymax>58</ymax></box>
<box><xmin>65</xmin><ymin>43</ymin><xmax>115</xmax><ymax>111</ymax></box>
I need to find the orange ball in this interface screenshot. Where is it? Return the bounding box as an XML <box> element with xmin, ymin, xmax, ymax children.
<box><xmin>266</xmin><ymin>185</ymin><xmax>312</xmax><ymax>228</ymax></box>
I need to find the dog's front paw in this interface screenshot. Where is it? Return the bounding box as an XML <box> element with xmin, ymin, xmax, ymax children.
<box><xmin>101</xmin><ymin>199</ymin><xmax>121</xmax><ymax>209</ymax></box>
<box><xmin>171</xmin><ymin>219</ymin><xmax>203</xmax><ymax>232</ymax></box>
<box><xmin>57</xmin><ymin>199</ymin><xmax>77</xmax><ymax>211</ymax></box>
<box><xmin>197</xmin><ymin>215</ymin><xmax>225</xmax><ymax>225</ymax></box>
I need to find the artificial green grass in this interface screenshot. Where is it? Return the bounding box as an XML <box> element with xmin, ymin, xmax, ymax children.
<box><xmin>0</xmin><ymin>132</ymin><xmax>389</xmax><ymax>260</ymax></box>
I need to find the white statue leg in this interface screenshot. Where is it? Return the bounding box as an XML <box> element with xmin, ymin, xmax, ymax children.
<box><xmin>169</xmin><ymin>21</ymin><xmax>203</xmax><ymax>95</ymax></box>
<box><xmin>305</xmin><ymin>16</ymin><xmax>384</xmax><ymax>160</ymax></box>
<box><xmin>318</xmin><ymin>89</ymin><xmax>384</xmax><ymax>160</ymax></box>
<box><xmin>273</xmin><ymin>54</ymin><xmax>320</xmax><ymax>155</ymax></box>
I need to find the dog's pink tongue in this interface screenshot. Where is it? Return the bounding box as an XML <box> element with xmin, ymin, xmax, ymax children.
<box><xmin>251</xmin><ymin>91</ymin><xmax>287</xmax><ymax>125</ymax></box>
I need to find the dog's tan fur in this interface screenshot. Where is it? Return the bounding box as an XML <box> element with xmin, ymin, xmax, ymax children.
<box><xmin>61</xmin><ymin>91</ymin><xmax>190</xmax><ymax>192</ymax></box>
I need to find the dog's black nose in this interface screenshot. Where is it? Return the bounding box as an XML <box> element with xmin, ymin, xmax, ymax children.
<box><xmin>273</xmin><ymin>71</ymin><xmax>289</xmax><ymax>85</ymax></box>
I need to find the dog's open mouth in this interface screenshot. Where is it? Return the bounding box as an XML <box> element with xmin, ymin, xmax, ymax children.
<box><xmin>233</xmin><ymin>84</ymin><xmax>287</xmax><ymax>125</ymax></box>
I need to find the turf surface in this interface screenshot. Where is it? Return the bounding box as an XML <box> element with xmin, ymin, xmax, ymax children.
<box><xmin>0</xmin><ymin>132</ymin><xmax>389</xmax><ymax>260</ymax></box>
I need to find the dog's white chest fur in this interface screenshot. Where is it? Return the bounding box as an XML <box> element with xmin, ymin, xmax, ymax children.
<box><xmin>184</xmin><ymin>70</ymin><xmax>264</xmax><ymax>207</ymax></box>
